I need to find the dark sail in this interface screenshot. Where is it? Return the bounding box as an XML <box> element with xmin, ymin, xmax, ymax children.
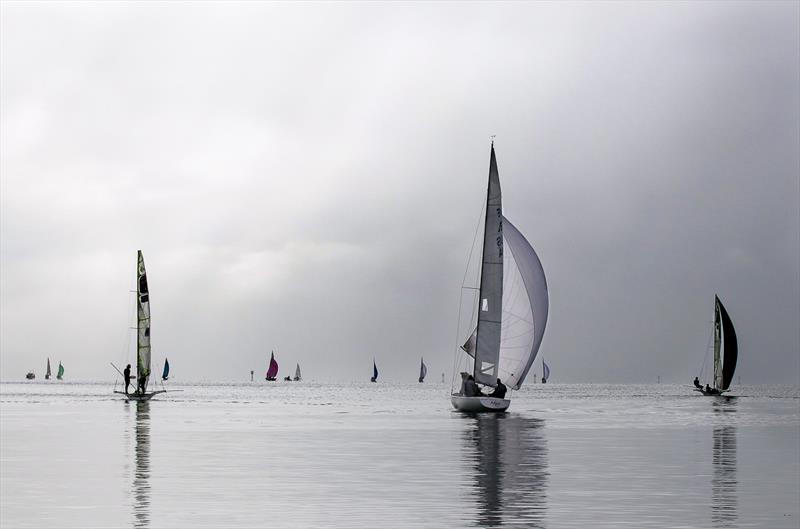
<box><xmin>716</xmin><ymin>295</ymin><xmax>738</xmax><ymax>390</ymax></box>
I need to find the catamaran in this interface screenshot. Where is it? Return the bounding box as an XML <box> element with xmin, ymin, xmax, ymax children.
<box><xmin>451</xmin><ymin>142</ymin><xmax>549</xmax><ymax>412</ymax></box>
<box><xmin>694</xmin><ymin>295</ymin><xmax>738</xmax><ymax>396</ymax></box>
<box><xmin>45</xmin><ymin>358</ymin><xmax>52</xmax><ymax>380</ymax></box>
<box><xmin>115</xmin><ymin>251</ymin><xmax>166</xmax><ymax>401</ymax></box>
<box><xmin>419</xmin><ymin>357</ymin><xmax>427</xmax><ymax>383</ymax></box>
<box><xmin>56</xmin><ymin>362</ymin><xmax>64</xmax><ymax>380</ymax></box>
<box><xmin>265</xmin><ymin>351</ymin><xmax>278</xmax><ymax>381</ymax></box>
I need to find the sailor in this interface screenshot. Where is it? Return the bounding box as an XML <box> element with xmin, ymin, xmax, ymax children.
<box><xmin>693</xmin><ymin>377</ymin><xmax>702</xmax><ymax>389</ymax></box>
<box><xmin>464</xmin><ymin>375</ymin><xmax>483</xmax><ymax>397</ymax></box>
<box><xmin>489</xmin><ymin>378</ymin><xmax>507</xmax><ymax>399</ymax></box>
<box><xmin>123</xmin><ymin>364</ymin><xmax>135</xmax><ymax>394</ymax></box>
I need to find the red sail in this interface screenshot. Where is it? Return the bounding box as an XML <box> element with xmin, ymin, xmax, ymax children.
<box><xmin>266</xmin><ymin>352</ymin><xmax>279</xmax><ymax>379</ymax></box>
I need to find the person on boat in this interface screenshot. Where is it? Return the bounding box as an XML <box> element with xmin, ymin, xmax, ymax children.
<box><xmin>123</xmin><ymin>364</ymin><xmax>135</xmax><ymax>394</ymax></box>
<box><xmin>284</xmin><ymin>376</ymin><xmax>291</xmax><ymax>381</ymax></box>
<box><xmin>489</xmin><ymin>378</ymin><xmax>507</xmax><ymax>399</ymax></box>
<box><xmin>464</xmin><ymin>375</ymin><xmax>483</xmax><ymax>397</ymax></box>
<box><xmin>693</xmin><ymin>377</ymin><xmax>702</xmax><ymax>389</ymax></box>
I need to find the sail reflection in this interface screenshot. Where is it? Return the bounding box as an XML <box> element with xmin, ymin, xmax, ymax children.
<box><xmin>711</xmin><ymin>399</ymin><xmax>737</xmax><ymax>528</ymax></box>
<box><xmin>461</xmin><ymin>414</ymin><xmax>548</xmax><ymax>528</ymax></box>
<box><xmin>132</xmin><ymin>401</ymin><xmax>151</xmax><ymax>529</ymax></box>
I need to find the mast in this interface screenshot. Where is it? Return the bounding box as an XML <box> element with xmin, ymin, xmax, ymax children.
<box><xmin>473</xmin><ymin>142</ymin><xmax>503</xmax><ymax>387</ymax></box>
<box><xmin>713</xmin><ymin>296</ymin><xmax>722</xmax><ymax>390</ymax></box>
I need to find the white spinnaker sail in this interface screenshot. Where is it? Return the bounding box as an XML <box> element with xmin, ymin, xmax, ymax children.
<box><xmin>461</xmin><ymin>216</ymin><xmax>548</xmax><ymax>390</ymax></box>
<box><xmin>498</xmin><ymin>216</ymin><xmax>548</xmax><ymax>389</ymax></box>
<box><xmin>474</xmin><ymin>144</ymin><xmax>503</xmax><ymax>386</ymax></box>
<box><xmin>137</xmin><ymin>251</ymin><xmax>152</xmax><ymax>388</ymax></box>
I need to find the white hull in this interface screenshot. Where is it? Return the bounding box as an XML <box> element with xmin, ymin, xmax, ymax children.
<box><xmin>451</xmin><ymin>394</ymin><xmax>510</xmax><ymax>413</ymax></box>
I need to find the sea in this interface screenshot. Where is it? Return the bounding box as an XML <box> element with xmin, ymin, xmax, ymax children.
<box><xmin>1</xmin><ymin>382</ymin><xmax>798</xmax><ymax>529</ymax></box>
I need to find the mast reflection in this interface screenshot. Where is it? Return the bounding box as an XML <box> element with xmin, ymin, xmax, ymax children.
<box><xmin>132</xmin><ymin>400</ymin><xmax>151</xmax><ymax>529</ymax></box>
<box><xmin>711</xmin><ymin>399</ymin><xmax>737</xmax><ymax>528</ymax></box>
<box><xmin>461</xmin><ymin>414</ymin><xmax>548</xmax><ymax>528</ymax></box>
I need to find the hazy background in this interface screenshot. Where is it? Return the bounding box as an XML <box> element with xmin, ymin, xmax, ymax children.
<box><xmin>2</xmin><ymin>2</ymin><xmax>798</xmax><ymax>383</ymax></box>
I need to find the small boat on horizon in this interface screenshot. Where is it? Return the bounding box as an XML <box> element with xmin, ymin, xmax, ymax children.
<box><xmin>45</xmin><ymin>358</ymin><xmax>52</xmax><ymax>380</ymax></box>
<box><xmin>57</xmin><ymin>362</ymin><xmax>64</xmax><ymax>381</ymax></box>
<box><xmin>25</xmin><ymin>371</ymin><xmax>35</xmax><ymax>380</ymax></box>
<box><xmin>371</xmin><ymin>359</ymin><xmax>378</xmax><ymax>383</ymax></box>
<box><xmin>265</xmin><ymin>351</ymin><xmax>278</xmax><ymax>381</ymax></box>
<box><xmin>294</xmin><ymin>363</ymin><xmax>302</xmax><ymax>381</ymax></box>
<box><xmin>693</xmin><ymin>295</ymin><xmax>737</xmax><ymax>396</ymax></box>
<box><xmin>541</xmin><ymin>360</ymin><xmax>550</xmax><ymax>384</ymax></box>
<box><xmin>418</xmin><ymin>357</ymin><xmax>427</xmax><ymax>383</ymax></box>
<box><xmin>162</xmin><ymin>358</ymin><xmax>170</xmax><ymax>381</ymax></box>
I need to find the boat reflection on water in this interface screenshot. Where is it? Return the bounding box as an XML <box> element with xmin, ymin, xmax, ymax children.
<box><xmin>131</xmin><ymin>400</ymin><xmax>151</xmax><ymax>529</ymax></box>
<box><xmin>712</xmin><ymin>399</ymin><xmax>737</xmax><ymax>528</ymax></box>
<box><xmin>461</xmin><ymin>414</ymin><xmax>548</xmax><ymax>528</ymax></box>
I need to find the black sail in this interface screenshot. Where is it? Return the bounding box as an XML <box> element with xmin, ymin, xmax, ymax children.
<box><xmin>716</xmin><ymin>295</ymin><xmax>738</xmax><ymax>390</ymax></box>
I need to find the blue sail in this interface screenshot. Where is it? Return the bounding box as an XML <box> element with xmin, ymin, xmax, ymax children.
<box><xmin>162</xmin><ymin>358</ymin><xmax>170</xmax><ymax>381</ymax></box>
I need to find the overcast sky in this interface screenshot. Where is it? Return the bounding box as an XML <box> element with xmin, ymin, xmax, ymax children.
<box><xmin>1</xmin><ymin>2</ymin><xmax>798</xmax><ymax>384</ymax></box>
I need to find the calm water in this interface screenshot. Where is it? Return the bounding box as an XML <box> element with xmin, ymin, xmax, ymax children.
<box><xmin>1</xmin><ymin>382</ymin><xmax>798</xmax><ymax>529</ymax></box>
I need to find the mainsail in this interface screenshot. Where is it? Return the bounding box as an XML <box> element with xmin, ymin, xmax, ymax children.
<box><xmin>57</xmin><ymin>362</ymin><xmax>64</xmax><ymax>380</ymax></box>
<box><xmin>266</xmin><ymin>351</ymin><xmax>279</xmax><ymax>380</ymax></box>
<box><xmin>294</xmin><ymin>363</ymin><xmax>302</xmax><ymax>381</ymax></box>
<box><xmin>473</xmin><ymin>144</ymin><xmax>504</xmax><ymax>386</ymax></box>
<box><xmin>137</xmin><ymin>251</ymin><xmax>152</xmax><ymax>393</ymax></box>
<box><xmin>45</xmin><ymin>358</ymin><xmax>52</xmax><ymax>380</ymax></box>
<box><xmin>714</xmin><ymin>295</ymin><xmax>738</xmax><ymax>391</ymax></box>
<box><xmin>419</xmin><ymin>357</ymin><xmax>427</xmax><ymax>383</ymax></box>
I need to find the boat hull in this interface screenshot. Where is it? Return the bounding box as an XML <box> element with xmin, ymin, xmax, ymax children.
<box><xmin>451</xmin><ymin>394</ymin><xmax>510</xmax><ymax>413</ymax></box>
<box><xmin>115</xmin><ymin>390</ymin><xmax>167</xmax><ymax>401</ymax></box>
<box><xmin>693</xmin><ymin>388</ymin><xmax>731</xmax><ymax>397</ymax></box>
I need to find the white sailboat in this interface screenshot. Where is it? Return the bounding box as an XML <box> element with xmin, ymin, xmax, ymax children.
<box><xmin>451</xmin><ymin>143</ymin><xmax>549</xmax><ymax>412</ymax></box>
<box><xmin>693</xmin><ymin>295</ymin><xmax>738</xmax><ymax>396</ymax></box>
<box><xmin>115</xmin><ymin>251</ymin><xmax>166</xmax><ymax>401</ymax></box>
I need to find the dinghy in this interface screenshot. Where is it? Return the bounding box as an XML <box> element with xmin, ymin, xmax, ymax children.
<box><xmin>265</xmin><ymin>351</ymin><xmax>278</xmax><ymax>381</ymax></box>
<box><xmin>57</xmin><ymin>362</ymin><xmax>64</xmax><ymax>380</ymax></box>
<box><xmin>371</xmin><ymin>359</ymin><xmax>378</xmax><ymax>383</ymax></box>
<box><xmin>419</xmin><ymin>357</ymin><xmax>427</xmax><ymax>383</ymax></box>
<box><xmin>294</xmin><ymin>363</ymin><xmax>302</xmax><ymax>381</ymax></box>
<box><xmin>694</xmin><ymin>295</ymin><xmax>738</xmax><ymax>396</ymax></box>
<box><xmin>45</xmin><ymin>358</ymin><xmax>52</xmax><ymax>380</ymax></box>
<box><xmin>115</xmin><ymin>251</ymin><xmax>166</xmax><ymax>401</ymax></box>
<box><xmin>451</xmin><ymin>142</ymin><xmax>549</xmax><ymax>413</ymax></box>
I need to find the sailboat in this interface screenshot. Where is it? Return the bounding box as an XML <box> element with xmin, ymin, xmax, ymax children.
<box><xmin>419</xmin><ymin>357</ymin><xmax>427</xmax><ymax>383</ymax></box>
<box><xmin>371</xmin><ymin>359</ymin><xmax>378</xmax><ymax>383</ymax></box>
<box><xmin>294</xmin><ymin>363</ymin><xmax>302</xmax><ymax>381</ymax></box>
<box><xmin>694</xmin><ymin>295</ymin><xmax>738</xmax><ymax>396</ymax></box>
<box><xmin>541</xmin><ymin>360</ymin><xmax>550</xmax><ymax>384</ymax></box>
<box><xmin>115</xmin><ymin>251</ymin><xmax>166</xmax><ymax>401</ymax></box>
<box><xmin>162</xmin><ymin>358</ymin><xmax>170</xmax><ymax>381</ymax></box>
<box><xmin>265</xmin><ymin>351</ymin><xmax>278</xmax><ymax>381</ymax></box>
<box><xmin>57</xmin><ymin>362</ymin><xmax>64</xmax><ymax>380</ymax></box>
<box><xmin>451</xmin><ymin>143</ymin><xmax>549</xmax><ymax>412</ymax></box>
<box><xmin>45</xmin><ymin>358</ymin><xmax>52</xmax><ymax>380</ymax></box>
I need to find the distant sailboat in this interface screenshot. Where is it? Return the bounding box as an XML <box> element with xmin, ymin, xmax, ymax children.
<box><xmin>162</xmin><ymin>358</ymin><xmax>170</xmax><ymax>381</ymax></box>
<box><xmin>25</xmin><ymin>371</ymin><xmax>35</xmax><ymax>380</ymax></box>
<box><xmin>57</xmin><ymin>362</ymin><xmax>64</xmax><ymax>380</ymax></box>
<box><xmin>371</xmin><ymin>359</ymin><xmax>378</xmax><ymax>383</ymax></box>
<box><xmin>45</xmin><ymin>358</ymin><xmax>52</xmax><ymax>380</ymax></box>
<box><xmin>694</xmin><ymin>295</ymin><xmax>738</xmax><ymax>396</ymax></box>
<box><xmin>541</xmin><ymin>360</ymin><xmax>550</xmax><ymax>384</ymax></box>
<box><xmin>266</xmin><ymin>351</ymin><xmax>278</xmax><ymax>381</ymax></box>
<box><xmin>418</xmin><ymin>357</ymin><xmax>427</xmax><ymax>383</ymax></box>
<box><xmin>294</xmin><ymin>363</ymin><xmax>302</xmax><ymax>381</ymax></box>
<box><xmin>115</xmin><ymin>251</ymin><xmax>166</xmax><ymax>401</ymax></box>
<box><xmin>452</xmin><ymin>142</ymin><xmax>549</xmax><ymax>413</ymax></box>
